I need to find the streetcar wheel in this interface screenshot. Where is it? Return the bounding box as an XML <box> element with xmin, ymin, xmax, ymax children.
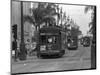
<box><xmin>37</xmin><ymin>54</ymin><xmax>41</xmax><ymax>58</ymax></box>
<box><xmin>58</xmin><ymin>54</ymin><xmax>62</xmax><ymax>57</ymax></box>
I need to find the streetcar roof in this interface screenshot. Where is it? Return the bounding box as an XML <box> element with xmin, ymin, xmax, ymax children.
<box><xmin>39</xmin><ymin>26</ymin><xmax>65</xmax><ymax>32</ymax></box>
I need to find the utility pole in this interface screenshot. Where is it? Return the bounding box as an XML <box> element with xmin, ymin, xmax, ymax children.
<box><xmin>91</xmin><ymin>6</ymin><xmax>96</xmax><ymax>69</ymax></box>
<box><xmin>57</xmin><ymin>5</ymin><xmax>59</xmax><ymax>26</ymax></box>
<box><xmin>19</xmin><ymin>1</ymin><xmax>27</xmax><ymax>60</ymax></box>
<box><xmin>60</xmin><ymin>7</ymin><xmax>63</xmax><ymax>27</ymax></box>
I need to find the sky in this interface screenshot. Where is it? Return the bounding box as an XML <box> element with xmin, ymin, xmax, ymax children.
<box><xmin>59</xmin><ymin>4</ymin><xmax>92</xmax><ymax>36</ymax></box>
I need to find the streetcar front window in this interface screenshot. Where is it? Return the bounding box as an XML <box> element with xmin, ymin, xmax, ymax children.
<box><xmin>40</xmin><ymin>33</ymin><xmax>59</xmax><ymax>44</ymax></box>
<box><xmin>47</xmin><ymin>36</ymin><xmax>57</xmax><ymax>44</ymax></box>
<box><xmin>40</xmin><ymin>35</ymin><xmax>46</xmax><ymax>44</ymax></box>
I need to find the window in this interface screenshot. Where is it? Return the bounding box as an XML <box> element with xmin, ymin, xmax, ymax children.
<box><xmin>40</xmin><ymin>35</ymin><xmax>46</xmax><ymax>44</ymax></box>
<box><xmin>47</xmin><ymin>36</ymin><xmax>57</xmax><ymax>44</ymax></box>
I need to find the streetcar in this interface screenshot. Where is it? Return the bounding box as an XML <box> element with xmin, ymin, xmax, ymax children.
<box><xmin>82</xmin><ymin>36</ymin><xmax>90</xmax><ymax>47</ymax></box>
<box><xmin>80</xmin><ymin>37</ymin><xmax>84</xmax><ymax>45</ymax></box>
<box><xmin>37</xmin><ymin>26</ymin><xmax>66</xmax><ymax>58</ymax></box>
<box><xmin>67</xmin><ymin>36</ymin><xmax>78</xmax><ymax>50</ymax></box>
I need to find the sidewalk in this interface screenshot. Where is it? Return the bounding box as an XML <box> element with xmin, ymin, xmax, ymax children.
<box><xmin>11</xmin><ymin>51</ymin><xmax>37</xmax><ymax>64</ymax></box>
<box><xmin>12</xmin><ymin>55</ymin><xmax>38</xmax><ymax>64</ymax></box>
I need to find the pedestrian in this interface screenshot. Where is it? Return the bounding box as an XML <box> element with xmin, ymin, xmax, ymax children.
<box><xmin>14</xmin><ymin>41</ymin><xmax>18</xmax><ymax>62</ymax></box>
<box><xmin>12</xmin><ymin>41</ymin><xmax>18</xmax><ymax>62</ymax></box>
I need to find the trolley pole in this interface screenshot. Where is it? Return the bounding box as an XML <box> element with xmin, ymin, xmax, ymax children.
<box><xmin>60</xmin><ymin>7</ymin><xmax>62</xmax><ymax>27</ymax></box>
<box><xmin>19</xmin><ymin>1</ymin><xmax>27</xmax><ymax>60</ymax></box>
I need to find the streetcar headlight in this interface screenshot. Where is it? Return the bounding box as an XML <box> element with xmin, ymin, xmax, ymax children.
<box><xmin>68</xmin><ymin>43</ymin><xmax>70</xmax><ymax>47</ymax></box>
<box><xmin>48</xmin><ymin>38</ymin><xmax>52</xmax><ymax>43</ymax></box>
<box><xmin>40</xmin><ymin>45</ymin><xmax>46</xmax><ymax>51</ymax></box>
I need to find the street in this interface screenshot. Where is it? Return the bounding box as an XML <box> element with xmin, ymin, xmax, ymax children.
<box><xmin>11</xmin><ymin>45</ymin><xmax>91</xmax><ymax>74</ymax></box>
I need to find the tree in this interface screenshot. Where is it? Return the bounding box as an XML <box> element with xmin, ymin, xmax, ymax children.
<box><xmin>84</xmin><ymin>6</ymin><xmax>96</xmax><ymax>40</ymax></box>
<box><xmin>24</xmin><ymin>3</ymin><xmax>58</xmax><ymax>30</ymax></box>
